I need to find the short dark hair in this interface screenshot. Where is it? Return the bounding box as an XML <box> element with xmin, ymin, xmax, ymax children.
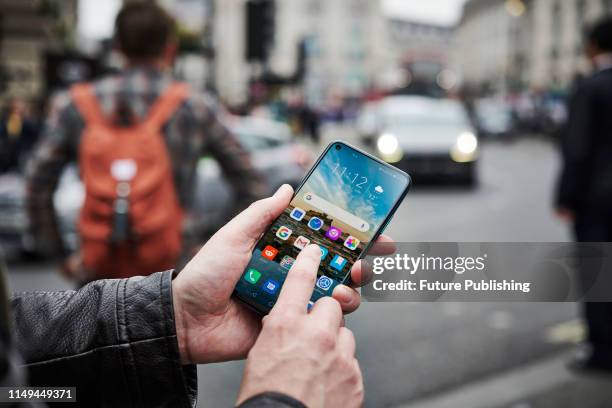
<box><xmin>587</xmin><ymin>17</ymin><xmax>612</xmax><ymax>52</ymax></box>
<box><xmin>115</xmin><ymin>2</ymin><xmax>177</xmax><ymax>60</ymax></box>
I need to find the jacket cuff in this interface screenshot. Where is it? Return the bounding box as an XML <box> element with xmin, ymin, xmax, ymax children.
<box><xmin>118</xmin><ymin>270</ymin><xmax>197</xmax><ymax>407</ymax></box>
<box><xmin>237</xmin><ymin>392</ymin><xmax>307</xmax><ymax>408</ymax></box>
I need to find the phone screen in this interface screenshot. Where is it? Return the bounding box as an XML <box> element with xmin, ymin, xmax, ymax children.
<box><xmin>234</xmin><ymin>142</ymin><xmax>411</xmax><ymax>313</ymax></box>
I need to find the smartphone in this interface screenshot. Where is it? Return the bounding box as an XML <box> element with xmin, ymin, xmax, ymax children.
<box><xmin>234</xmin><ymin>141</ymin><xmax>411</xmax><ymax>314</ymax></box>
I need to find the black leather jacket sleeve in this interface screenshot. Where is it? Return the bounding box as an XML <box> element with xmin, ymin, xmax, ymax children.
<box><xmin>10</xmin><ymin>271</ymin><xmax>197</xmax><ymax>407</ymax></box>
<box><xmin>237</xmin><ymin>392</ymin><xmax>306</xmax><ymax>408</ymax></box>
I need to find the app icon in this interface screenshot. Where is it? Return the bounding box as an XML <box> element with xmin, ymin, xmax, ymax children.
<box><xmin>294</xmin><ymin>235</ymin><xmax>311</xmax><ymax>250</ymax></box>
<box><xmin>317</xmin><ymin>245</ymin><xmax>329</xmax><ymax>260</ymax></box>
<box><xmin>280</xmin><ymin>255</ymin><xmax>295</xmax><ymax>270</ymax></box>
<box><xmin>262</xmin><ymin>245</ymin><xmax>279</xmax><ymax>260</ymax></box>
<box><xmin>244</xmin><ymin>268</ymin><xmax>261</xmax><ymax>284</ymax></box>
<box><xmin>343</xmin><ymin>236</ymin><xmax>360</xmax><ymax>251</ymax></box>
<box><xmin>316</xmin><ymin>275</ymin><xmax>334</xmax><ymax>291</ymax></box>
<box><xmin>325</xmin><ymin>226</ymin><xmax>342</xmax><ymax>241</ymax></box>
<box><xmin>290</xmin><ymin>207</ymin><xmax>306</xmax><ymax>221</ymax></box>
<box><xmin>262</xmin><ymin>279</ymin><xmax>280</xmax><ymax>295</ymax></box>
<box><xmin>276</xmin><ymin>226</ymin><xmax>292</xmax><ymax>240</ymax></box>
<box><xmin>330</xmin><ymin>255</ymin><xmax>347</xmax><ymax>271</ymax></box>
<box><xmin>308</xmin><ymin>217</ymin><xmax>324</xmax><ymax>231</ymax></box>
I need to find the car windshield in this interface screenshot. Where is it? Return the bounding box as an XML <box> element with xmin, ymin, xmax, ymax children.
<box><xmin>381</xmin><ymin>100</ymin><xmax>469</xmax><ymax>132</ymax></box>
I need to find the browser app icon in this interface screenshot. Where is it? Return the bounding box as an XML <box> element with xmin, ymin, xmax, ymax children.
<box><xmin>276</xmin><ymin>226</ymin><xmax>292</xmax><ymax>240</ymax></box>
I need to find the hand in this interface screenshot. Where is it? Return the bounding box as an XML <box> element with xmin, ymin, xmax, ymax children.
<box><xmin>556</xmin><ymin>207</ymin><xmax>575</xmax><ymax>223</ymax></box>
<box><xmin>236</xmin><ymin>245</ymin><xmax>364</xmax><ymax>408</ymax></box>
<box><xmin>172</xmin><ymin>184</ymin><xmax>393</xmax><ymax>364</ymax></box>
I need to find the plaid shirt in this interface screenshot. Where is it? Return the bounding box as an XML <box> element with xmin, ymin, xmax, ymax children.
<box><xmin>26</xmin><ymin>67</ymin><xmax>266</xmax><ymax>257</ymax></box>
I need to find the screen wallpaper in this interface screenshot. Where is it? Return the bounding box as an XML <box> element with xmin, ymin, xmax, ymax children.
<box><xmin>235</xmin><ymin>143</ymin><xmax>409</xmax><ymax>312</ymax></box>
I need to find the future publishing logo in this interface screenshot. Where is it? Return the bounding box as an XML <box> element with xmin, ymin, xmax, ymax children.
<box><xmin>370</xmin><ymin>253</ymin><xmax>532</xmax><ymax>294</ymax></box>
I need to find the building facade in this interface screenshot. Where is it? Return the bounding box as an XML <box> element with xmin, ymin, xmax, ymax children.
<box><xmin>530</xmin><ymin>0</ymin><xmax>611</xmax><ymax>88</ymax></box>
<box><xmin>454</xmin><ymin>0</ymin><xmax>612</xmax><ymax>95</ymax></box>
<box><xmin>453</xmin><ymin>0</ymin><xmax>513</xmax><ymax>94</ymax></box>
<box><xmin>209</xmin><ymin>0</ymin><xmax>392</xmax><ymax>106</ymax></box>
<box><xmin>0</xmin><ymin>0</ymin><xmax>77</xmax><ymax>101</ymax></box>
<box><xmin>387</xmin><ymin>18</ymin><xmax>455</xmax><ymax>90</ymax></box>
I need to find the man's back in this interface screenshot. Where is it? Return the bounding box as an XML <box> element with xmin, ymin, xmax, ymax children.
<box><xmin>26</xmin><ymin>67</ymin><xmax>265</xmax><ymax>262</ymax></box>
<box><xmin>558</xmin><ymin>67</ymin><xmax>612</xmax><ymax>213</ymax></box>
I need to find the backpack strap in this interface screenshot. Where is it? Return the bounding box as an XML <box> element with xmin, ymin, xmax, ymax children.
<box><xmin>142</xmin><ymin>82</ymin><xmax>189</xmax><ymax>131</ymax></box>
<box><xmin>71</xmin><ymin>83</ymin><xmax>106</xmax><ymax>126</ymax></box>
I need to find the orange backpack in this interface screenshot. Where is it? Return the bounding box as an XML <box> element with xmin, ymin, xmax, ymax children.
<box><xmin>71</xmin><ymin>82</ymin><xmax>188</xmax><ymax>279</ymax></box>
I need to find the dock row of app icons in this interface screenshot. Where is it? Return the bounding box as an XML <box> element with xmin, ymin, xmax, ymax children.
<box><xmin>244</xmin><ymin>267</ymin><xmax>335</xmax><ymax>295</ymax></box>
<box><xmin>262</xmin><ymin>244</ymin><xmax>348</xmax><ymax>272</ymax></box>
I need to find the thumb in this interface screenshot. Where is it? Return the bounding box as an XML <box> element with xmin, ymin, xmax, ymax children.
<box><xmin>219</xmin><ymin>184</ymin><xmax>294</xmax><ymax>245</ymax></box>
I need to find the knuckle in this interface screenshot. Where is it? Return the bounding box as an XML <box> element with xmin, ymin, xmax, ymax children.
<box><xmin>289</xmin><ymin>265</ymin><xmax>315</xmax><ymax>283</ymax></box>
<box><xmin>344</xmin><ymin>328</ymin><xmax>357</xmax><ymax>347</ymax></box>
<box><xmin>263</xmin><ymin>314</ymin><xmax>287</xmax><ymax>331</ymax></box>
<box><xmin>314</xmin><ymin>327</ymin><xmax>336</xmax><ymax>350</ymax></box>
<box><xmin>318</xmin><ymin>296</ymin><xmax>342</xmax><ymax>311</ymax></box>
<box><xmin>335</xmin><ymin>354</ymin><xmax>354</xmax><ymax>372</ymax></box>
<box><xmin>354</xmin><ymin>386</ymin><xmax>365</xmax><ymax>404</ymax></box>
<box><xmin>267</xmin><ymin>308</ymin><xmax>299</xmax><ymax>327</ymax></box>
<box><xmin>250</xmin><ymin>199</ymin><xmax>276</xmax><ymax>224</ymax></box>
<box><xmin>349</xmin><ymin>369</ymin><xmax>362</xmax><ymax>386</ymax></box>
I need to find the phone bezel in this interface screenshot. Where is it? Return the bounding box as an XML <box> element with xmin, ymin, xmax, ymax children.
<box><xmin>234</xmin><ymin>140</ymin><xmax>412</xmax><ymax>314</ymax></box>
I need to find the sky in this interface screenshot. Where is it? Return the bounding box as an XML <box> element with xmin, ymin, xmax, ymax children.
<box><xmin>382</xmin><ymin>0</ymin><xmax>469</xmax><ymax>26</ymax></box>
<box><xmin>77</xmin><ymin>0</ymin><xmax>121</xmax><ymax>40</ymax></box>
<box><xmin>78</xmin><ymin>0</ymin><xmax>470</xmax><ymax>40</ymax></box>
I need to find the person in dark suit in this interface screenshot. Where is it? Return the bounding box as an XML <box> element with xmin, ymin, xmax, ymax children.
<box><xmin>557</xmin><ymin>17</ymin><xmax>612</xmax><ymax>372</ymax></box>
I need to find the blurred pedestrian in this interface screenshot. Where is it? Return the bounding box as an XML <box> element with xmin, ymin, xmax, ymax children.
<box><xmin>0</xmin><ymin>97</ymin><xmax>39</xmax><ymax>173</ymax></box>
<box><xmin>286</xmin><ymin>90</ymin><xmax>320</xmax><ymax>144</ymax></box>
<box><xmin>556</xmin><ymin>17</ymin><xmax>612</xmax><ymax>373</ymax></box>
<box><xmin>26</xmin><ymin>2</ymin><xmax>265</xmax><ymax>284</ymax></box>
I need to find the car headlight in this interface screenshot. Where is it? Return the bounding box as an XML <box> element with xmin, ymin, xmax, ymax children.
<box><xmin>456</xmin><ymin>132</ymin><xmax>478</xmax><ymax>154</ymax></box>
<box><xmin>451</xmin><ymin>132</ymin><xmax>478</xmax><ymax>162</ymax></box>
<box><xmin>376</xmin><ymin>133</ymin><xmax>403</xmax><ymax>163</ymax></box>
<box><xmin>377</xmin><ymin>133</ymin><xmax>399</xmax><ymax>155</ymax></box>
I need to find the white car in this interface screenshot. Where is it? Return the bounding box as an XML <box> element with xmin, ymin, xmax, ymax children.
<box><xmin>358</xmin><ymin>96</ymin><xmax>479</xmax><ymax>185</ymax></box>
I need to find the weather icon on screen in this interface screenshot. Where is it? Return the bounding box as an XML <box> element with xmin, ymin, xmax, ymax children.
<box><xmin>374</xmin><ymin>186</ymin><xmax>384</xmax><ymax>194</ymax></box>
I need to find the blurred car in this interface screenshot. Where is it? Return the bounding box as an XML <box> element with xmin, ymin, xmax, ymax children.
<box><xmin>0</xmin><ymin>174</ymin><xmax>33</xmax><ymax>256</ymax></box>
<box><xmin>359</xmin><ymin>96</ymin><xmax>478</xmax><ymax>185</ymax></box>
<box><xmin>474</xmin><ymin>99</ymin><xmax>516</xmax><ymax>139</ymax></box>
<box><xmin>0</xmin><ymin>116</ymin><xmax>311</xmax><ymax>257</ymax></box>
<box><xmin>194</xmin><ymin>116</ymin><xmax>312</xmax><ymax>233</ymax></box>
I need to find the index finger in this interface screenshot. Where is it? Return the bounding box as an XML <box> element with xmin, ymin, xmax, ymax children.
<box><xmin>273</xmin><ymin>245</ymin><xmax>321</xmax><ymax>313</ymax></box>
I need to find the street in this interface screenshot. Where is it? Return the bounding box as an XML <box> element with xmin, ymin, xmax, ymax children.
<box><xmin>5</xmin><ymin>137</ymin><xmax>579</xmax><ymax>407</ymax></box>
